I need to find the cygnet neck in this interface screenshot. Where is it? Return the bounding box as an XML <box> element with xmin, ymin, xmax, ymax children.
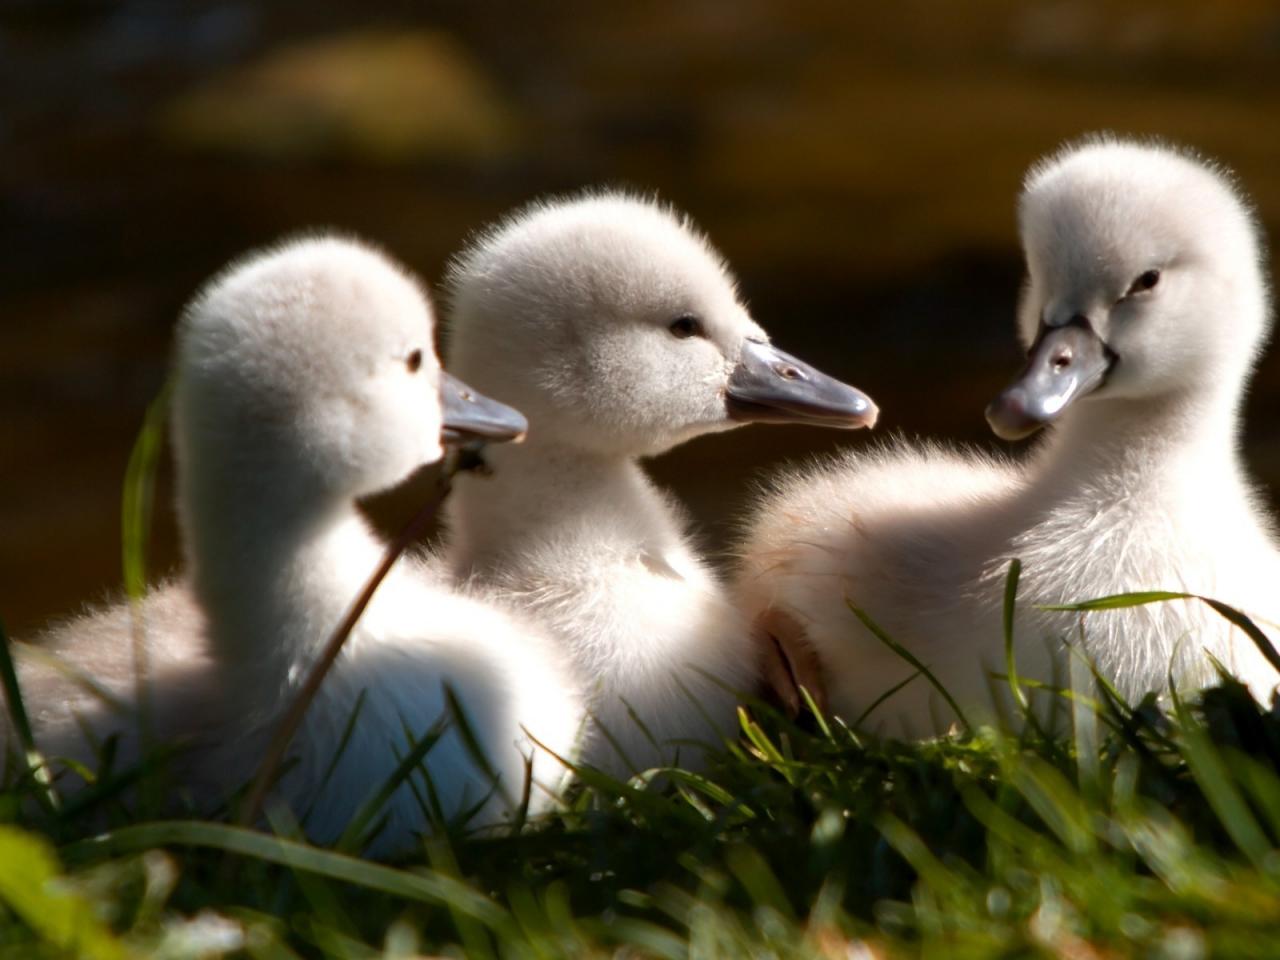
<box><xmin>1030</xmin><ymin>380</ymin><xmax>1248</xmax><ymax>508</ymax></box>
<box><xmin>181</xmin><ymin>462</ymin><xmax>384</xmax><ymax>690</ymax></box>
<box><xmin>447</xmin><ymin>434</ymin><xmax>676</xmax><ymax>580</ymax></box>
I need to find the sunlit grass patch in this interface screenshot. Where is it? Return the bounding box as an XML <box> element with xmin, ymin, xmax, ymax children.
<box><xmin>4</xmin><ymin>654</ymin><xmax>1280</xmax><ymax>957</ymax></box>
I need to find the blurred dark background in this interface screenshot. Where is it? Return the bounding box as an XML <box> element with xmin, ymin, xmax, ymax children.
<box><xmin>4</xmin><ymin>1</ymin><xmax>1280</xmax><ymax>638</ymax></box>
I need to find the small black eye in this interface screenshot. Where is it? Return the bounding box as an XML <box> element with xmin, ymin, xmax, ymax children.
<box><xmin>1127</xmin><ymin>269</ymin><xmax>1161</xmax><ymax>295</ymax></box>
<box><xmin>406</xmin><ymin>349</ymin><xmax>424</xmax><ymax>373</ymax></box>
<box><xmin>668</xmin><ymin>315</ymin><xmax>703</xmax><ymax>339</ymax></box>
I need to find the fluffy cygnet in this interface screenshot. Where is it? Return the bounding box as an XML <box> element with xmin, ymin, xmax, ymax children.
<box><xmin>7</xmin><ymin>236</ymin><xmax>583</xmax><ymax>853</ymax></box>
<box><xmin>737</xmin><ymin>137</ymin><xmax>1280</xmax><ymax>736</ymax></box>
<box><xmin>443</xmin><ymin>192</ymin><xmax>876</xmax><ymax>774</ymax></box>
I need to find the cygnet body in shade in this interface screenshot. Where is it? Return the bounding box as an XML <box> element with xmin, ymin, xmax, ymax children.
<box><xmin>6</xmin><ymin>236</ymin><xmax>583</xmax><ymax>855</ymax></box>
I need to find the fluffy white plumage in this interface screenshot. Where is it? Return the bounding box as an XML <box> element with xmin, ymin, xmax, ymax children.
<box><xmin>7</xmin><ymin>236</ymin><xmax>583</xmax><ymax>854</ymax></box>
<box><xmin>443</xmin><ymin>193</ymin><xmax>852</xmax><ymax>775</ymax></box>
<box><xmin>736</xmin><ymin>138</ymin><xmax>1280</xmax><ymax>735</ymax></box>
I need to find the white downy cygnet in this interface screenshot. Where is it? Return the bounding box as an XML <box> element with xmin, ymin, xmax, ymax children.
<box><xmin>442</xmin><ymin>193</ymin><xmax>877</xmax><ymax>775</ymax></box>
<box><xmin>7</xmin><ymin>236</ymin><xmax>583</xmax><ymax>853</ymax></box>
<box><xmin>736</xmin><ymin>137</ymin><xmax>1280</xmax><ymax>736</ymax></box>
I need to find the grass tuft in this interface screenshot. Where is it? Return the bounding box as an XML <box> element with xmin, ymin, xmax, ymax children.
<box><xmin>4</xmin><ymin>665</ymin><xmax>1280</xmax><ymax>956</ymax></box>
<box><xmin>8</xmin><ymin>415</ymin><xmax>1280</xmax><ymax>957</ymax></box>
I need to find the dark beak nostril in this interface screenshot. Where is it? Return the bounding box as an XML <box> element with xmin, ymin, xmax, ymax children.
<box><xmin>988</xmin><ymin>318</ymin><xmax>1114</xmax><ymax>440</ymax></box>
<box><xmin>776</xmin><ymin>365</ymin><xmax>802</xmax><ymax>380</ymax></box>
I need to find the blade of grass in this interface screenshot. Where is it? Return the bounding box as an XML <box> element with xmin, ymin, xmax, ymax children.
<box><xmin>584</xmin><ymin>711</ymin><xmax>640</xmax><ymax>777</ymax></box>
<box><xmin>263</xmin><ymin>805</ymin><xmax>360</xmax><ymax>943</ymax></box>
<box><xmin>619</xmin><ymin>696</ymin><xmax>663</xmax><ymax>758</ymax></box>
<box><xmin>426</xmin><ymin>835</ymin><xmax>495</xmax><ymax>960</ymax></box>
<box><xmin>512</xmin><ymin>725</ymin><xmax>582</xmax><ymax>814</ymax></box>
<box><xmin>1042</xmin><ymin>591</ymin><xmax>1280</xmax><ymax>675</ymax></box>
<box><xmin>1002</xmin><ymin>559</ymin><xmax>1027</xmax><ymax>712</ymax></box>
<box><xmin>0</xmin><ymin>825</ymin><xmax>128</xmax><ymax>960</ymax></box>
<box><xmin>1201</xmin><ymin>598</ymin><xmax>1280</xmax><ymax>675</ymax></box>
<box><xmin>300</xmin><ymin>689</ymin><xmax>368</xmax><ymax>828</ymax></box>
<box><xmin>986</xmin><ymin>675</ymin><xmax>1113</xmax><ymax>726</ymax></box>
<box><xmin>56</xmin><ymin>739</ymin><xmax>191</xmax><ymax>821</ymax></box>
<box><xmin>412</xmin><ymin>736</ymin><xmax>451</xmax><ymax>836</ymax></box>
<box><xmin>847</xmin><ymin>601</ymin><xmax>971</xmax><ymax>731</ymax></box>
<box><xmin>1000</xmin><ymin>558</ymin><xmax>1051</xmax><ymax>745</ymax></box>
<box><xmin>334</xmin><ymin>715</ymin><xmax>449</xmax><ymax>853</ymax></box>
<box><xmin>798</xmin><ymin>684</ymin><xmax>833</xmax><ymax>739</ymax></box>
<box><xmin>1006</xmin><ymin>755</ymin><xmax>1096</xmax><ymax>856</ymax></box>
<box><xmin>505</xmin><ymin>883</ymin><xmax>561</xmax><ymax>954</ymax></box>
<box><xmin>62</xmin><ymin>820</ymin><xmax>514</xmax><ymax>932</ymax></box>
<box><xmin>875</xmin><ymin>813</ymin><xmax>965</xmax><ymax>900</ymax></box>
<box><xmin>449</xmin><ymin>778</ymin><xmax>503</xmax><ymax>834</ymax></box>
<box><xmin>587</xmin><ymin>767</ymin><xmax>702</xmax><ymax>824</ymax></box>
<box><xmin>663</xmin><ymin>768</ymin><xmax>754</xmax><ymax>818</ymax></box>
<box><xmin>588</xmin><ymin>918</ymin><xmax>686</xmax><ymax>960</ymax></box>
<box><xmin>120</xmin><ymin>383</ymin><xmax>169</xmax><ymax>609</ymax></box>
<box><xmin>852</xmin><ymin>669</ymin><xmax>922</xmax><ymax>730</ymax></box>
<box><xmin>677</xmin><ymin>670</ymin><xmax>738</xmax><ymax>747</ymax></box>
<box><xmin>961</xmin><ymin>784</ymin><xmax>1056</xmax><ymax>861</ymax></box>
<box><xmin>725</xmin><ymin>843</ymin><xmax>796</xmax><ymax>923</ymax></box>
<box><xmin>1069</xmin><ymin>646</ymin><xmax>1101</xmax><ymax>802</ymax></box>
<box><xmin>121</xmin><ymin>381</ymin><xmax>171</xmax><ymax>774</ymax></box>
<box><xmin>1040</xmin><ymin>591</ymin><xmax>1191</xmax><ymax>612</ymax></box>
<box><xmin>443</xmin><ymin>683</ymin><xmax>513</xmax><ymax>811</ymax></box>
<box><xmin>738</xmin><ymin>707</ymin><xmax>790</xmax><ymax>771</ymax></box>
<box><xmin>1170</xmin><ymin>691</ymin><xmax>1272</xmax><ymax>867</ymax></box>
<box><xmin>511</xmin><ymin>749</ymin><xmax>534</xmax><ymax>836</ymax></box>
<box><xmin>0</xmin><ymin>620</ymin><xmax>59</xmax><ymax>812</ymax></box>
<box><xmin>1224</xmin><ymin>749</ymin><xmax>1280</xmax><ymax>844</ymax></box>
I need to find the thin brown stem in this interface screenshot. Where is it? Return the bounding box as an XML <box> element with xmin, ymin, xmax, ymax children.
<box><xmin>239</xmin><ymin>463</ymin><xmax>458</xmax><ymax>830</ymax></box>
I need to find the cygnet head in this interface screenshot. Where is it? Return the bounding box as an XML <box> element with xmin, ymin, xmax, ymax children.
<box><xmin>174</xmin><ymin>235</ymin><xmax>527</xmax><ymax>509</ymax></box>
<box><xmin>987</xmin><ymin>137</ymin><xmax>1271</xmax><ymax>439</ymax></box>
<box><xmin>174</xmin><ymin>235</ymin><xmax>446</xmax><ymax>505</ymax></box>
<box><xmin>445</xmin><ymin>192</ymin><xmax>876</xmax><ymax>459</ymax></box>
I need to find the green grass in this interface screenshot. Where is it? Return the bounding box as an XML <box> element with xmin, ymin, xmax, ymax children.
<box><xmin>4</xmin><ymin>406</ymin><xmax>1280</xmax><ymax>958</ymax></box>
<box><xmin>4</xmin><ymin>637</ymin><xmax>1280</xmax><ymax>958</ymax></box>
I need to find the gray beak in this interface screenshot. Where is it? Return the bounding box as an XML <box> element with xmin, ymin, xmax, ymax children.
<box><xmin>725</xmin><ymin>339</ymin><xmax>879</xmax><ymax>429</ymax></box>
<box><xmin>441</xmin><ymin>373</ymin><xmax>528</xmax><ymax>445</ymax></box>
<box><xmin>985</xmin><ymin>319</ymin><xmax>1115</xmax><ymax>441</ymax></box>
